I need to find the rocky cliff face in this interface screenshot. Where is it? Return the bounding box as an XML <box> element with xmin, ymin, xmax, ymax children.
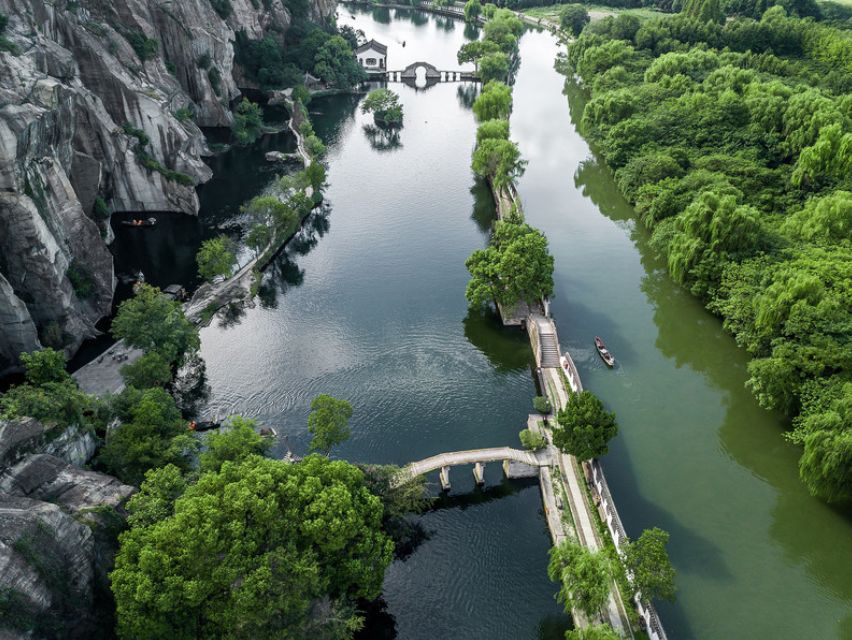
<box><xmin>0</xmin><ymin>0</ymin><xmax>336</xmax><ymax>375</ymax></box>
<box><xmin>0</xmin><ymin>454</ymin><xmax>135</xmax><ymax>639</ymax></box>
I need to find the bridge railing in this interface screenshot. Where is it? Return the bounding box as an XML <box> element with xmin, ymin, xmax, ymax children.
<box><xmin>588</xmin><ymin>460</ymin><xmax>668</xmax><ymax>640</ymax></box>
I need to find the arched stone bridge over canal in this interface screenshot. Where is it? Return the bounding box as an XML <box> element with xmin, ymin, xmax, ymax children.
<box><xmin>391</xmin><ymin>446</ymin><xmax>551</xmax><ymax>490</ymax></box>
<box><xmin>385</xmin><ymin>61</ymin><xmax>479</xmax><ymax>87</ymax></box>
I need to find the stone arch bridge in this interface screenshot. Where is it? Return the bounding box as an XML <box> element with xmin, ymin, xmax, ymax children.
<box><xmin>385</xmin><ymin>61</ymin><xmax>479</xmax><ymax>86</ymax></box>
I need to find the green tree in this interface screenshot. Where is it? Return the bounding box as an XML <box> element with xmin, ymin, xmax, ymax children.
<box><xmin>473</xmin><ymin>80</ymin><xmax>513</xmax><ymax>122</ymax></box>
<box><xmin>245</xmin><ymin>223</ymin><xmax>272</xmax><ymax>257</ymax></box>
<box><xmin>464</xmin><ymin>0</ymin><xmax>482</xmax><ymax>23</ymax></box>
<box><xmin>0</xmin><ymin>349</ymin><xmax>97</xmax><ymax>427</ymax></box>
<box><xmin>361</xmin><ymin>88</ymin><xmax>404</xmax><ymax>127</ymax></box>
<box><xmin>457</xmin><ymin>39</ymin><xmax>500</xmax><ymax>66</ymax></box>
<box><xmin>313</xmin><ymin>35</ymin><xmax>366</xmax><ymax>89</ymax></box>
<box><xmin>196</xmin><ymin>235</ymin><xmax>237</xmax><ymax>282</ymax></box>
<box><xmin>566</xmin><ymin>625</ymin><xmax>622</xmax><ymax>640</ymax></box>
<box><xmin>199</xmin><ymin>416</ymin><xmax>270</xmax><ymax>473</ymax></box>
<box><xmin>465</xmin><ymin>221</ymin><xmax>554</xmax><ymax>309</ymax></box>
<box><xmin>624</xmin><ymin>527</ymin><xmax>677</xmax><ymax>602</ymax></box>
<box><xmin>560</xmin><ymin>4</ymin><xmax>590</xmax><ymax>37</ymax></box>
<box><xmin>112</xmin><ymin>284</ymin><xmax>200</xmax><ymax>365</ymax></box>
<box><xmin>478</xmin><ymin>52</ymin><xmax>510</xmax><ymax>84</ymax></box>
<box><xmin>472</xmin><ymin>138</ymin><xmax>526</xmax><ymax>188</ymax></box>
<box><xmin>519</xmin><ymin>428</ymin><xmax>547</xmax><ymax>450</ymax></box>
<box><xmin>19</xmin><ymin>348</ymin><xmax>69</xmax><ymax>385</ymax></box>
<box><xmin>111</xmin><ymin>455</ymin><xmax>394</xmax><ymax>639</ymax></box>
<box><xmin>305</xmin><ymin>161</ymin><xmax>326</xmax><ymax>192</ymax></box>
<box><xmin>681</xmin><ymin>0</ymin><xmax>724</xmax><ymax>22</ymax></box>
<box><xmin>476</xmin><ymin>119</ymin><xmax>510</xmax><ymax>144</ymax></box>
<box><xmin>232</xmin><ymin>99</ymin><xmax>264</xmax><ymax>145</ymax></box>
<box><xmin>98</xmin><ymin>387</ymin><xmax>197</xmax><ymax>485</ymax></box>
<box><xmin>120</xmin><ymin>352</ymin><xmax>172</xmax><ymax>388</ymax></box>
<box><xmin>308</xmin><ymin>394</ymin><xmax>353</xmax><ymax>455</ymax></box>
<box><xmin>552</xmin><ymin>390</ymin><xmax>618</xmax><ymax>460</ymax></box>
<box><xmin>548</xmin><ymin>540</ymin><xmax>612</xmax><ymax>617</ymax></box>
<box><xmin>125</xmin><ymin>464</ymin><xmax>188</xmax><ymax>528</ymax></box>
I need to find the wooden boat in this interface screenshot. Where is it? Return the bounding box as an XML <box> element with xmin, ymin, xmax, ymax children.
<box><xmin>188</xmin><ymin>419</ymin><xmax>220</xmax><ymax>432</ymax></box>
<box><xmin>594</xmin><ymin>336</ymin><xmax>615</xmax><ymax>367</ymax></box>
<box><xmin>121</xmin><ymin>217</ymin><xmax>157</xmax><ymax>228</ymax></box>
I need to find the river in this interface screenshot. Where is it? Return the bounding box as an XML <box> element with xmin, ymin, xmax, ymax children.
<box><xmin>194</xmin><ymin>7</ymin><xmax>852</xmax><ymax>639</ymax></box>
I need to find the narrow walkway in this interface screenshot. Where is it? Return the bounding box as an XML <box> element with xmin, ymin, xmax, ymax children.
<box><xmin>393</xmin><ymin>446</ymin><xmax>550</xmax><ymax>487</ymax></box>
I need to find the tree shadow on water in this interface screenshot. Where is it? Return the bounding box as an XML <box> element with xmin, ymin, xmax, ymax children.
<box><xmin>462</xmin><ymin>307</ymin><xmax>535</xmax><ymax>374</ymax></box>
<box><xmin>363</xmin><ymin>124</ymin><xmax>403</xmax><ymax>153</ymax></box>
<box><xmin>469</xmin><ymin>177</ymin><xmax>497</xmax><ymax>234</ymax></box>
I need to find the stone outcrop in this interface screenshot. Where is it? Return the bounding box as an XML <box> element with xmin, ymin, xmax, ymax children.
<box><xmin>0</xmin><ymin>417</ymin><xmax>98</xmax><ymax>468</ymax></box>
<box><xmin>0</xmin><ymin>454</ymin><xmax>135</xmax><ymax>639</ymax></box>
<box><xmin>0</xmin><ymin>0</ymin><xmax>336</xmax><ymax>375</ymax></box>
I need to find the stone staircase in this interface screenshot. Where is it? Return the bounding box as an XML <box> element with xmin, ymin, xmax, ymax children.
<box><xmin>537</xmin><ymin>321</ymin><xmax>560</xmax><ymax>368</ymax></box>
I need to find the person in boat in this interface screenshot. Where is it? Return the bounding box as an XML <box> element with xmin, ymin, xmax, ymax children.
<box><xmin>188</xmin><ymin>420</ymin><xmax>197</xmax><ymax>431</ymax></box>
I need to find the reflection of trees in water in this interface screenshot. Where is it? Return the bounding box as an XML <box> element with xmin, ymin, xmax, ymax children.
<box><xmin>363</xmin><ymin>124</ymin><xmax>403</xmax><ymax>152</ymax></box>
<box><xmin>537</xmin><ymin>614</ymin><xmax>572</xmax><ymax>640</ymax></box>
<box><xmin>469</xmin><ymin>177</ymin><xmax>496</xmax><ymax>234</ymax></box>
<box><xmin>463</xmin><ymin>22</ymin><xmax>480</xmax><ymax>40</ymax></box>
<box><xmin>392</xmin><ymin>7</ymin><xmax>428</xmax><ymax>25</ymax></box>
<box><xmin>371</xmin><ymin>5</ymin><xmax>391</xmax><ymax>23</ymax></box>
<box><xmin>462</xmin><ymin>307</ymin><xmax>534</xmax><ymax>374</ymax></box>
<box><xmin>433</xmin><ymin>15</ymin><xmax>456</xmax><ymax>31</ymax></box>
<box><xmin>456</xmin><ymin>83</ymin><xmax>478</xmax><ymax>110</ymax></box>
<box><xmin>356</xmin><ymin>597</ymin><xmax>397</xmax><ymax>640</ymax></box>
<box><xmin>252</xmin><ymin>206</ymin><xmax>332</xmax><ymax>309</ymax></box>
<box><xmin>574</xmin><ymin>130</ymin><xmax>852</xmax><ymax>627</ymax></box>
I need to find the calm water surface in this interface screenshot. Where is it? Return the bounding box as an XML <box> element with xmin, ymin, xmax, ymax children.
<box><xmin>195</xmin><ymin>9</ymin><xmax>852</xmax><ymax>639</ymax></box>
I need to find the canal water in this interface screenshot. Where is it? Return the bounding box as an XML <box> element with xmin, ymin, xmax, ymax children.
<box><xmin>194</xmin><ymin>7</ymin><xmax>852</xmax><ymax>640</ymax></box>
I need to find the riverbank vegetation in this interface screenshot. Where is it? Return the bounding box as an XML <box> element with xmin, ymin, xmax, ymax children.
<box><xmin>553</xmin><ymin>390</ymin><xmax>619</xmax><ymax>460</ymax></box>
<box><xmin>565</xmin><ymin>5</ymin><xmax>851</xmax><ymax>501</ymax></box>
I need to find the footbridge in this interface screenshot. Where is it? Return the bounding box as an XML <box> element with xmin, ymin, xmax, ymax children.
<box><xmin>392</xmin><ymin>446</ymin><xmax>551</xmax><ymax>489</ymax></box>
<box><xmin>385</xmin><ymin>61</ymin><xmax>479</xmax><ymax>87</ymax></box>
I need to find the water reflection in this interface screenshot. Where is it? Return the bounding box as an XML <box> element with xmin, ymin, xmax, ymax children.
<box><xmin>463</xmin><ymin>22</ymin><xmax>480</xmax><ymax>40</ymax></box>
<box><xmin>469</xmin><ymin>177</ymin><xmax>497</xmax><ymax>233</ymax></box>
<box><xmin>363</xmin><ymin>124</ymin><xmax>403</xmax><ymax>152</ymax></box>
<box><xmin>433</xmin><ymin>15</ymin><xmax>456</xmax><ymax>31</ymax></box>
<box><xmin>371</xmin><ymin>6</ymin><xmax>391</xmax><ymax>23</ymax></box>
<box><xmin>462</xmin><ymin>308</ymin><xmax>535</xmax><ymax>374</ymax></box>
<box><xmin>456</xmin><ymin>82</ymin><xmax>478</xmax><ymax>109</ymax></box>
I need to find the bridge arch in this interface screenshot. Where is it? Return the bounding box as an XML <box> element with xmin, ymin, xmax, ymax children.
<box><xmin>399</xmin><ymin>61</ymin><xmax>442</xmax><ymax>79</ymax></box>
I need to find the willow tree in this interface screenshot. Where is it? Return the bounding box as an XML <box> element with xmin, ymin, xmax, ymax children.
<box><xmin>471</xmin><ymin>138</ymin><xmax>526</xmax><ymax>189</ymax></box>
<box><xmin>472</xmin><ymin>80</ymin><xmax>513</xmax><ymax>122</ymax></box>
<box><xmin>548</xmin><ymin>540</ymin><xmax>612</xmax><ymax>617</ymax></box>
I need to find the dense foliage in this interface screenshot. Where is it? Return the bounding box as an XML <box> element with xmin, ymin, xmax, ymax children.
<box><xmin>235</xmin><ymin>23</ymin><xmax>365</xmax><ymax>91</ymax></box>
<box><xmin>552</xmin><ymin>390</ymin><xmax>618</xmax><ymax>460</ymax></box>
<box><xmin>624</xmin><ymin>527</ymin><xmax>677</xmax><ymax>602</ymax></box>
<box><xmin>111</xmin><ymin>284</ymin><xmax>200</xmax><ymax>367</ymax></box>
<box><xmin>465</xmin><ymin>220</ymin><xmax>555</xmax><ymax>310</ymax></box>
<box><xmin>560</xmin><ymin>4</ymin><xmax>591</xmax><ymax>35</ymax></box>
<box><xmin>519</xmin><ymin>427</ymin><xmax>548</xmax><ymax>450</ymax></box>
<box><xmin>567</xmin><ymin>7</ymin><xmax>851</xmax><ymax>500</ymax></box>
<box><xmin>111</xmin><ymin>455</ymin><xmax>394</xmax><ymax>639</ymax></box>
<box><xmin>98</xmin><ymin>387</ymin><xmax>196</xmax><ymax>485</ymax></box>
<box><xmin>196</xmin><ymin>235</ymin><xmax>237</xmax><ymax>281</ymax></box>
<box><xmin>361</xmin><ymin>89</ymin><xmax>404</xmax><ymax>127</ymax></box>
<box><xmin>232</xmin><ymin>98</ymin><xmax>264</xmax><ymax>145</ymax></box>
<box><xmin>548</xmin><ymin>540</ymin><xmax>612</xmax><ymax>617</ymax></box>
<box><xmin>307</xmin><ymin>394</ymin><xmax>353</xmax><ymax>455</ymax></box>
<box><xmin>0</xmin><ymin>349</ymin><xmax>100</xmax><ymax>428</ymax></box>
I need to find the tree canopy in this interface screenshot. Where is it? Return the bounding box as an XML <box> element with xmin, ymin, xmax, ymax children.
<box><xmin>473</xmin><ymin>81</ymin><xmax>513</xmax><ymax>122</ymax></box>
<box><xmin>199</xmin><ymin>416</ymin><xmax>270</xmax><ymax>474</ymax></box>
<box><xmin>111</xmin><ymin>455</ymin><xmax>394</xmax><ymax>639</ymax></box>
<box><xmin>624</xmin><ymin>527</ymin><xmax>677</xmax><ymax>603</ymax></box>
<box><xmin>548</xmin><ymin>540</ymin><xmax>612</xmax><ymax>617</ymax></box>
<box><xmin>196</xmin><ymin>235</ymin><xmax>237</xmax><ymax>282</ymax></box>
<box><xmin>552</xmin><ymin>390</ymin><xmax>618</xmax><ymax>460</ymax></box>
<box><xmin>111</xmin><ymin>284</ymin><xmax>200</xmax><ymax>366</ymax></box>
<box><xmin>465</xmin><ymin>220</ymin><xmax>555</xmax><ymax>310</ymax></box>
<box><xmin>560</xmin><ymin>4</ymin><xmax>591</xmax><ymax>36</ymax></box>
<box><xmin>566</xmin><ymin>7</ymin><xmax>852</xmax><ymax>500</ymax></box>
<box><xmin>361</xmin><ymin>89</ymin><xmax>404</xmax><ymax>127</ymax></box>
<box><xmin>307</xmin><ymin>394</ymin><xmax>353</xmax><ymax>455</ymax></box>
<box><xmin>471</xmin><ymin>138</ymin><xmax>527</xmax><ymax>189</ymax></box>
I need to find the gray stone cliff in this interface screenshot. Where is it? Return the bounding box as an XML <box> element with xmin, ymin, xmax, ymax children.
<box><xmin>0</xmin><ymin>0</ymin><xmax>336</xmax><ymax>375</ymax></box>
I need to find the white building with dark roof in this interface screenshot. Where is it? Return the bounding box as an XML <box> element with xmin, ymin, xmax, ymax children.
<box><xmin>355</xmin><ymin>39</ymin><xmax>388</xmax><ymax>73</ymax></box>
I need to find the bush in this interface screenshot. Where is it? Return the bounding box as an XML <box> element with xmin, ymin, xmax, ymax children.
<box><xmin>120</xmin><ymin>352</ymin><xmax>172</xmax><ymax>389</ymax></box>
<box><xmin>93</xmin><ymin>196</ymin><xmax>110</xmax><ymax>220</ymax></box>
<box><xmin>209</xmin><ymin>0</ymin><xmax>232</xmax><ymax>18</ymax></box>
<box><xmin>519</xmin><ymin>428</ymin><xmax>548</xmax><ymax>450</ymax></box>
<box><xmin>207</xmin><ymin>66</ymin><xmax>222</xmax><ymax>95</ymax></box>
<box><xmin>533</xmin><ymin>395</ymin><xmax>552</xmax><ymax>414</ymax></box>
<box><xmin>66</xmin><ymin>261</ymin><xmax>96</xmax><ymax>300</ymax></box>
<box><xmin>232</xmin><ymin>99</ymin><xmax>263</xmax><ymax>145</ymax></box>
<box><xmin>124</xmin><ymin>30</ymin><xmax>159</xmax><ymax>62</ymax></box>
<box><xmin>196</xmin><ymin>235</ymin><xmax>237</xmax><ymax>281</ymax></box>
